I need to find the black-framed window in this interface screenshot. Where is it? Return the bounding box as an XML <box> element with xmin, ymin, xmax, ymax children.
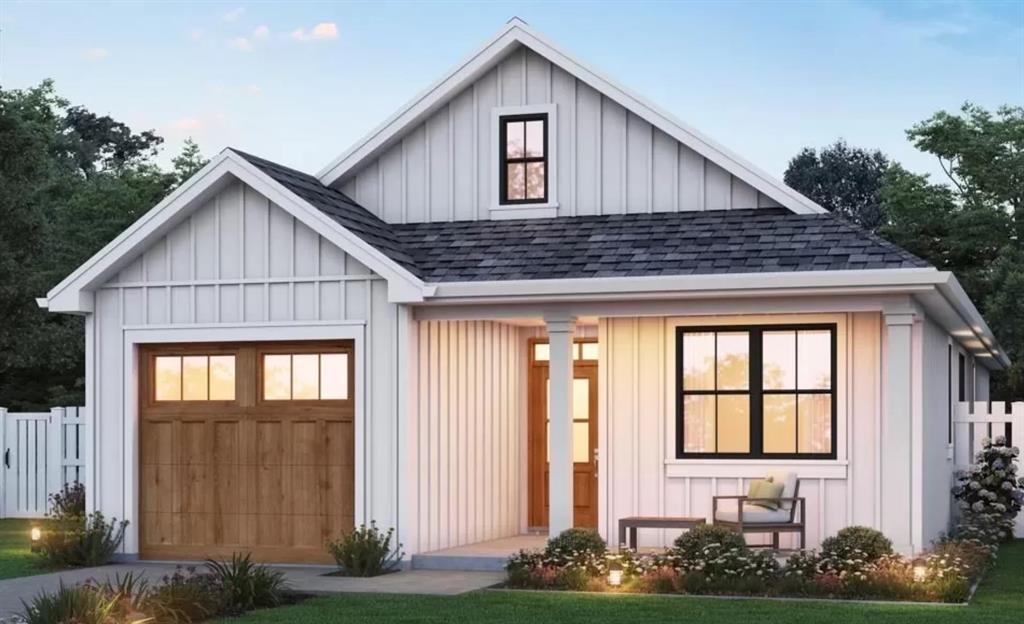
<box><xmin>958</xmin><ymin>353</ymin><xmax>966</xmax><ymax>402</ymax></box>
<box><xmin>499</xmin><ymin>114</ymin><xmax>547</xmax><ymax>204</ymax></box>
<box><xmin>676</xmin><ymin>324</ymin><xmax>837</xmax><ymax>459</ymax></box>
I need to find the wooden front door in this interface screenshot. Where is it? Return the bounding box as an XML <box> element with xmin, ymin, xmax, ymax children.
<box><xmin>138</xmin><ymin>341</ymin><xmax>354</xmax><ymax>564</ymax></box>
<box><xmin>528</xmin><ymin>339</ymin><xmax>599</xmax><ymax>529</ymax></box>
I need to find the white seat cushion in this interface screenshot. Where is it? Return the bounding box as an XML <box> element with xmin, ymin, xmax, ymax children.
<box><xmin>715</xmin><ymin>503</ymin><xmax>791</xmax><ymax>524</ymax></box>
<box><xmin>765</xmin><ymin>470</ymin><xmax>798</xmax><ymax>510</ymax></box>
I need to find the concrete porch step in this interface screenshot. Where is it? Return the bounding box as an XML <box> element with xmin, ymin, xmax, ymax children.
<box><xmin>411</xmin><ymin>553</ymin><xmax>507</xmax><ymax>572</ymax></box>
<box><xmin>410</xmin><ymin>534</ymin><xmax>546</xmax><ymax>572</ymax></box>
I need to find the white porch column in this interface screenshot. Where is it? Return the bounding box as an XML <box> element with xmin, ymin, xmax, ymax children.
<box><xmin>881</xmin><ymin>309</ymin><xmax>920</xmax><ymax>554</ymax></box>
<box><xmin>546</xmin><ymin>315</ymin><xmax>576</xmax><ymax>536</ymax></box>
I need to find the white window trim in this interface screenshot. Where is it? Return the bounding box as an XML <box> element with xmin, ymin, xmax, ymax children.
<box><xmin>490</xmin><ymin>103</ymin><xmax>558</xmax><ymax>218</ymax></box>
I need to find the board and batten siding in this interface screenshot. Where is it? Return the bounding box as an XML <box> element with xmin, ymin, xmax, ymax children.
<box><xmin>597</xmin><ymin>313</ymin><xmax>882</xmax><ymax>550</ymax></box>
<box><xmin>409</xmin><ymin>320</ymin><xmax>527</xmax><ymax>554</ymax></box>
<box><xmin>339</xmin><ymin>44</ymin><xmax>782</xmax><ymax>222</ymax></box>
<box><xmin>90</xmin><ymin>179</ymin><xmax>402</xmax><ymax>554</ymax></box>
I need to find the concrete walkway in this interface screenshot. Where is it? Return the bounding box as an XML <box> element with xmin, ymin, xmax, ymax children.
<box><xmin>0</xmin><ymin>563</ymin><xmax>504</xmax><ymax>616</ymax></box>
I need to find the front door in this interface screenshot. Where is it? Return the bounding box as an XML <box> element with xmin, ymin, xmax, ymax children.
<box><xmin>528</xmin><ymin>339</ymin><xmax>598</xmax><ymax>529</ymax></box>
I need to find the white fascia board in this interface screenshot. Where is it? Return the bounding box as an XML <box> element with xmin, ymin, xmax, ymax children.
<box><xmin>225</xmin><ymin>151</ymin><xmax>426</xmax><ymax>303</ymax></box>
<box><xmin>317</xmin><ymin>18</ymin><xmax>825</xmax><ymax>216</ymax></box>
<box><xmin>932</xmin><ymin>273</ymin><xmax>1009</xmax><ymax>370</ymax></box>
<box><xmin>46</xmin><ymin>151</ymin><xmax>427</xmax><ymax>313</ymax></box>
<box><xmin>427</xmin><ymin>268</ymin><xmax>947</xmax><ymax>302</ymax></box>
<box><xmin>317</xmin><ymin>21</ymin><xmax>522</xmax><ymax>185</ymax></box>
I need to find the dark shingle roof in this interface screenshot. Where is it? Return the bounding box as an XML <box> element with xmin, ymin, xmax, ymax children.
<box><xmin>234</xmin><ymin>149</ymin><xmax>929</xmax><ymax>284</ymax></box>
<box><xmin>392</xmin><ymin>209</ymin><xmax>930</xmax><ymax>282</ymax></box>
<box><xmin>233</xmin><ymin>149</ymin><xmax>421</xmax><ymax>276</ymax></box>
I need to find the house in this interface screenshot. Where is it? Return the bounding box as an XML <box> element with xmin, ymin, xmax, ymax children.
<box><xmin>41</xmin><ymin>18</ymin><xmax>1006</xmax><ymax>565</ymax></box>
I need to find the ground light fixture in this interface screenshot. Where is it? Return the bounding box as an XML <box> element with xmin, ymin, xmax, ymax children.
<box><xmin>30</xmin><ymin>526</ymin><xmax>42</xmax><ymax>552</ymax></box>
<box><xmin>912</xmin><ymin>559</ymin><xmax>927</xmax><ymax>582</ymax></box>
<box><xmin>607</xmin><ymin>561</ymin><xmax>623</xmax><ymax>587</ymax></box>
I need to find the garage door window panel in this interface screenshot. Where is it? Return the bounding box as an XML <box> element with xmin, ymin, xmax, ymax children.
<box><xmin>152</xmin><ymin>354</ymin><xmax>237</xmax><ymax>403</ymax></box>
<box><xmin>260</xmin><ymin>350</ymin><xmax>351</xmax><ymax>402</ymax></box>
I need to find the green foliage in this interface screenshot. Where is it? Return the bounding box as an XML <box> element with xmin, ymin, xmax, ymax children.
<box><xmin>147</xmin><ymin>567</ymin><xmax>224</xmax><ymax>623</ymax></box>
<box><xmin>783</xmin><ymin>140</ymin><xmax>890</xmax><ymax>230</ymax></box>
<box><xmin>172</xmin><ymin>137</ymin><xmax>209</xmax><ymax>185</ymax></box>
<box><xmin>0</xmin><ymin>80</ymin><xmax>206</xmax><ymax>410</ymax></box>
<box><xmin>545</xmin><ymin>528</ymin><xmax>607</xmax><ymax>558</ymax></box>
<box><xmin>326</xmin><ymin>522</ymin><xmax>404</xmax><ymax>577</ymax></box>
<box><xmin>906</xmin><ymin>103</ymin><xmax>1024</xmax><ymax>226</ymax></box>
<box><xmin>670</xmin><ymin>524</ymin><xmax>746</xmax><ymax>563</ymax></box>
<box><xmin>37</xmin><ymin>512</ymin><xmax>127</xmax><ymax>568</ymax></box>
<box><xmin>20</xmin><ymin>581</ymin><xmax>119</xmax><ymax>624</ymax></box>
<box><xmin>819</xmin><ymin>526</ymin><xmax>894</xmax><ymax>563</ymax></box>
<box><xmin>205</xmin><ymin>553</ymin><xmax>287</xmax><ymax>614</ymax></box>
<box><xmin>48</xmin><ymin>481</ymin><xmax>86</xmax><ymax>520</ymax></box>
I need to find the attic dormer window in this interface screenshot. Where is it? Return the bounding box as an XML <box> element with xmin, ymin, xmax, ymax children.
<box><xmin>499</xmin><ymin>114</ymin><xmax>547</xmax><ymax>204</ymax></box>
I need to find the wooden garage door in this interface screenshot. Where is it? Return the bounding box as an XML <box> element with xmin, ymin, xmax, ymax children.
<box><xmin>139</xmin><ymin>341</ymin><xmax>354</xmax><ymax>564</ymax></box>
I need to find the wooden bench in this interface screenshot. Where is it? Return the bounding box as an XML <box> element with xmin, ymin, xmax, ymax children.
<box><xmin>617</xmin><ymin>516</ymin><xmax>705</xmax><ymax>551</ymax></box>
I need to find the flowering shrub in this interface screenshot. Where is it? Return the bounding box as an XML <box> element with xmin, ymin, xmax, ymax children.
<box><xmin>952</xmin><ymin>436</ymin><xmax>1023</xmax><ymax>542</ymax></box>
<box><xmin>506</xmin><ymin>523</ymin><xmax>993</xmax><ymax>602</ymax></box>
<box><xmin>819</xmin><ymin>526</ymin><xmax>893</xmax><ymax>562</ymax></box>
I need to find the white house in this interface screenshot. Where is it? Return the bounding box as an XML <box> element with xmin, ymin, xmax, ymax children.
<box><xmin>41</xmin><ymin>19</ymin><xmax>1004</xmax><ymax>565</ymax></box>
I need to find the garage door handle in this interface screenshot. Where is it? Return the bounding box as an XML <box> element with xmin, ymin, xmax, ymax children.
<box><xmin>3</xmin><ymin>449</ymin><xmax>8</xmax><ymax>469</ymax></box>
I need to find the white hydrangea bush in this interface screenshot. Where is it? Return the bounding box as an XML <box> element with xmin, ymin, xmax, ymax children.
<box><xmin>952</xmin><ymin>436</ymin><xmax>1023</xmax><ymax>542</ymax></box>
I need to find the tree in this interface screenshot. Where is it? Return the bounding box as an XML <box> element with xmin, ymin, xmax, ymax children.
<box><xmin>908</xmin><ymin>103</ymin><xmax>1024</xmax><ymax>239</ymax></box>
<box><xmin>171</xmin><ymin>137</ymin><xmax>209</xmax><ymax>186</ymax></box>
<box><xmin>880</xmin><ymin>165</ymin><xmax>1011</xmax><ymax>301</ymax></box>
<box><xmin>0</xmin><ymin>81</ymin><xmax>204</xmax><ymax>409</ymax></box>
<box><xmin>784</xmin><ymin>140</ymin><xmax>890</xmax><ymax>231</ymax></box>
<box><xmin>887</xmin><ymin>104</ymin><xmax>1024</xmax><ymax>398</ymax></box>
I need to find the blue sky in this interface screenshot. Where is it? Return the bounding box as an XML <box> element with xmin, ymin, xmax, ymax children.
<box><xmin>1</xmin><ymin>1</ymin><xmax>1021</xmax><ymax>182</ymax></box>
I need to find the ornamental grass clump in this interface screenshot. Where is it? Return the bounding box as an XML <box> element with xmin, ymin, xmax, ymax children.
<box><xmin>37</xmin><ymin>512</ymin><xmax>128</xmax><ymax>568</ymax></box>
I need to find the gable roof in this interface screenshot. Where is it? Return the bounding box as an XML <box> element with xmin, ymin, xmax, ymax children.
<box><xmin>316</xmin><ymin>17</ymin><xmax>827</xmax><ymax>216</ymax></box>
<box><xmin>44</xmin><ymin>149</ymin><xmax>428</xmax><ymax>313</ymax></box>
<box><xmin>393</xmin><ymin>208</ymin><xmax>929</xmax><ymax>282</ymax></box>
<box><xmin>233</xmin><ymin>150</ymin><xmax>421</xmax><ymax>276</ymax></box>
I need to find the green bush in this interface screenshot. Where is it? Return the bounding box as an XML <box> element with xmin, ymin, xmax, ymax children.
<box><xmin>48</xmin><ymin>481</ymin><xmax>86</xmax><ymax>520</ymax></box>
<box><xmin>545</xmin><ymin>528</ymin><xmax>607</xmax><ymax>558</ymax></box>
<box><xmin>205</xmin><ymin>553</ymin><xmax>287</xmax><ymax>614</ymax></box>
<box><xmin>37</xmin><ymin>512</ymin><xmax>128</xmax><ymax>567</ymax></box>
<box><xmin>20</xmin><ymin>581</ymin><xmax>119</xmax><ymax>624</ymax></box>
<box><xmin>820</xmin><ymin>526</ymin><xmax>893</xmax><ymax>562</ymax></box>
<box><xmin>147</xmin><ymin>567</ymin><xmax>224</xmax><ymax>623</ymax></box>
<box><xmin>670</xmin><ymin>524</ymin><xmax>746</xmax><ymax>562</ymax></box>
<box><xmin>327</xmin><ymin>522</ymin><xmax>404</xmax><ymax>577</ymax></box>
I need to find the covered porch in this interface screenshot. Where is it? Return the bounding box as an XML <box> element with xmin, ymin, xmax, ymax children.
<box><xmin>399</xmin><ymin>291</ymin><xmax>933</xmax><ymax>562</ymax></box>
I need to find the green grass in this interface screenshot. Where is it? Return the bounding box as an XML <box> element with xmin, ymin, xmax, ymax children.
<box><xmin>0</xmin><ymin>518</ymin><xmax>49</xmax><ymax>580</ymax></box>
<box><xmin>221</xmin><ymin>540</ymin><xmax>1024</xmax><ymax>623</ymax></box>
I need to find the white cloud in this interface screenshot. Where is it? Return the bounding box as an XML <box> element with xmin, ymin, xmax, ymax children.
<box><xmin>243</xmin><ymin>85</ymin><xmax>263</xmax><ymax>96</ymax></box>
<box><xmin>81</xmin><ymin>47</ymin><xmax>110</xmax><ymax>61</ymax></box>
<box><xmin>222</xmin><ymin>7</ymin><xmax>245</xmax><ymax>22</ymax></box>
<box><xmin>188</xmin><ymin>28</ymin><xmax>203</xmax><ymax>41</ymax></box>
<box><xmin>252</xmin><ymin>25</ymin><xmax>269</xmax><ymax>39</ymax></box>
<box><xmin>228</xmin><ymin>37</ymin><xmax>253</xmax><ymax>52</ymax></box>
<box><xmin>290</xmin><ymin>22</ymin><xmax>339</xmax><ymax>42</ymax></box>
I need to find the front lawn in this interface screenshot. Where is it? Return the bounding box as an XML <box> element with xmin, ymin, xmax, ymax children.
<box><xmin>0</xmin><ymin>518</ymin><xmax>47</xmax><ymax>580</ymax></box>
<box><xmin>220</xmin><ymin>540</ymin><xmax>1024</xmax><ymax>624</ymax></box>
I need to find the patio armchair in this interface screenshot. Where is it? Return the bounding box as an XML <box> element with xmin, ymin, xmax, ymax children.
<box><xmin>712</xmin><ymin>471</ymin><xmax>805</xmax><ymax>550</ymax></box>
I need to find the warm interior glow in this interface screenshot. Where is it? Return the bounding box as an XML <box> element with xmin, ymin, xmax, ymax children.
<box><xmin>155</xmin><ymin>355</ymin><xmax>235</xmax><ymax>402</ymax></box>
<box><xmin>263</xmin><ymin>352</ymin><xmax>350</xmax><ymax>401</ymax></box>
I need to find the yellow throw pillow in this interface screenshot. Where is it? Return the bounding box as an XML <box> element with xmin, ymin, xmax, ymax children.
<box><xmin>749</xmin><ymin>481</ymin><xmax>785</xmax><ymax>510</ymax></box>
<box><xmin>746</xmin><ymin>478</ymin><xmax>772</xmax><ymax>499</ymax></box>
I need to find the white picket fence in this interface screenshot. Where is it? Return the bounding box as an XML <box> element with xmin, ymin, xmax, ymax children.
<box><xmin>953</xmin><ymin>401</ymin><xmax>1024</xmax><ymax>538</ymax></box>
<box><xmin>0</xmin><ymin>407</ymin><xmax>86</xmax><ymax>518</ymax></box>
